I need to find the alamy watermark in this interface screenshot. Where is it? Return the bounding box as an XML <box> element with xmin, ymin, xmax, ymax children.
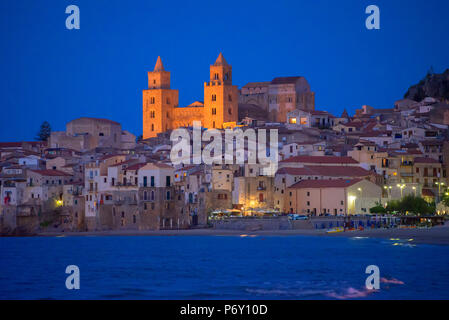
<box><xmin>65</xmin><ymin>5</ymin><xmax>80</xmax><ymax>30</ymax></box>
<box><xmin>365</xmin><ymin>5</ymin><xmax>380</xmax><ymax>30</ymax></box>
<box><xmin>65</xmin><ymin>265</ymin><xmax>80</xmax><ymax>290</ymax></box>
<box><xmin>365</xmin><ymin>265</ymin><xmax>380</xmax><ymax>290</ymax></box>
<box><xmin>170</xmin><ymin>121</ymin><xmax>279</xmax><ymax>176</ymax></box>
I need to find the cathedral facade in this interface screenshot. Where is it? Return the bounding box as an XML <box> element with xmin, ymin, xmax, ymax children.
<box><xmin>142</xmin><ymin>53</ymin><xmax>238</xmax><ymax>139</ymax></box>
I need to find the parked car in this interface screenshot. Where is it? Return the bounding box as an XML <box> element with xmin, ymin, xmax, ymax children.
<box><xmin>288</xmin><ymin>214</ymin><xmax>309</xmax><ymax>221</ymax></box>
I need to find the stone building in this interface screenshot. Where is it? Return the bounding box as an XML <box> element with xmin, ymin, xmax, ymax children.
<box><xmin>142</xmin><ymin>53</ymin><xmax>239</xmax><ymax>139</ymax></box>
<box><xmin>49</xmin><ymin>117</ymin><xmax>136</xmax><ymax>152</ymax></box>
<box><xmin>287</xmin><ymin>179</ymin><xmax>382</xmax><ymax>216</ymax></box>
<box><xmin>239</xmin><ymin>76</ymin><xmax>315</xmax><ymax>122</ymax></box>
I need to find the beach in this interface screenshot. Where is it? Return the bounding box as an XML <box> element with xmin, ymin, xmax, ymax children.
<box><xmin>34</xmin><ymin>225</ymin><xmax>449</xmax><ymax>245</ymax></box>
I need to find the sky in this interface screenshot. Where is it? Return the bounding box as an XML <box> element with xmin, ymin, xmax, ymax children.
<box><xmin>0</xmin><ymin>0</ymin><xmax>448</xmax><ymax>141</ymax></box>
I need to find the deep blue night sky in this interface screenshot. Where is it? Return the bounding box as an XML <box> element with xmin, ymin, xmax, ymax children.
<box><xmin>0</xmin><ymin>0</ymin><xmax>448</xmax><ymax>141</ymax></box>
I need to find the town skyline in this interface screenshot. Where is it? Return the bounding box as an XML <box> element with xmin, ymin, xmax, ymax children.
<box><xmin>1</xmin><ymin>0</ymin><xmax>449</xmax><ymax>141</ymax></box>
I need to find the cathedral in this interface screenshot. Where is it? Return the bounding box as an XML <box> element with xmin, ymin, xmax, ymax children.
<box><xmin>142</xmin><ymin>53</ymin><xmax>238</xmax><ymax>139</ymax></box>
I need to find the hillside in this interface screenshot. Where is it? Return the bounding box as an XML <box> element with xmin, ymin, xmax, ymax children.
<box><xmin>404</xmin><ymin>69</ymin><xmax>449</xmax><ymax>102</ymax></box>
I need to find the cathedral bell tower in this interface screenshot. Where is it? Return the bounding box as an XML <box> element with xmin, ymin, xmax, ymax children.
<box><xmin>203</xmin><ymin>53</ymin><xmax>238</xmax><ymax>129</ymax></box>
<box><xmin>143</xmin><ymin>56</ymin><xmax>179</xmax><ymax>139</ymax></box>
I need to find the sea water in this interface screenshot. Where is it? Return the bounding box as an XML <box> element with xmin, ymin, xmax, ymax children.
<box><xmin>0</xmin><ymin>235</ymin><xmax>448</xmax><ymax>300</ymax></box>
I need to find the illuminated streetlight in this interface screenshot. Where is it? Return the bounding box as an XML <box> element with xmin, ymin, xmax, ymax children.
<box><xmin>435</xmin><ymin>182</ymin><xmax>445</xmax><ymax>195</ymax></box>
<box><xmin>348</xmin><ymin>195</ymin><xmax>357</xmax><ymax>215</ymax></box>
<box><xmin>397</xmin><ymin>184</ymin><xmax>406</xmax><ymax>198</ymax></box>
<box><xmin>384</xmin><ymin>186</ymin><xmax>392</xmax><ymax>198</ymax></box>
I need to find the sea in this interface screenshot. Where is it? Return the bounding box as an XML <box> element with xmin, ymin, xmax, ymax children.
<box><xmin>0</xmin><ymin>235</ymin><xmax>448</xmax><ymax>300</ymax></box>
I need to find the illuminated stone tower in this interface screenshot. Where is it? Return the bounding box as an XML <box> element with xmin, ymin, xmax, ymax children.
<box><xmin>203</xmin><ymin>53</ymin><xmax>238</xmax><ymax>129</ymax></box>
<box><xmin>142</xmin><ymin>56</ymin><xmax>179</xmax><ymax>139</ymax></box>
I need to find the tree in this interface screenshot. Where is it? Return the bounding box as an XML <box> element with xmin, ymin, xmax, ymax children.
<box><xmin>370</xmin><ymin>202</ymin><xmax>387</xmax><ymax>214</ymax></box>
<box><xmin>441</xmin><ymin>195</ymin><xmax>449</xmax><ymax>208</ymax></box>
<box><xmin>387</xmin><ymin>195</ymin><xmax>435</xmax><ymax>216</ymax></box>
<box><xmin>35</xmin><ymin>121</ymin><xmax>51</xmax><ymax>141</ymax></box>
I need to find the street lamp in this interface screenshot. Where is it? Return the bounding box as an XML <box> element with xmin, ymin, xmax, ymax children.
<box><xmin>348</xmin><ymin>195</ymin><xmax>357</xmax><ymax>215</ymax></box>
<box><xmin>384</xmin><ymin>186</ymin><xmax>392</xmax><ymax>198</ymax></box>
<box><xmin>435</xmin><ymin>182</ymin><xmax>445</xmax><ymax>195</ymax></box>
<box><xmin>397</xmin><ymin>184</ymin><xmax>406</xmax><ymax>198</ymax></box>
<box><xmin>357</xmin><ymin>188</ymin><xmax>363</xmax><ymax>214</ymax></box>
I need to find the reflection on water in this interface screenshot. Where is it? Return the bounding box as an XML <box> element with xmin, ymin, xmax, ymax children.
<box><xmin>0</xmin><ymin>235</ymin><xmax>448</xmax><ymax>300</ymax></box>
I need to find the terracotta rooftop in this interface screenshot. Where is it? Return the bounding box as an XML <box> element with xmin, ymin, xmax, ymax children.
<box><xmin>281</xmin><ymin>155</ymin><xmax>359</xmax><ymax>164</ymax></box>
<box><xmin>126</xmin><ymin>163</ymin><xmax>147</xmax><ymax>171</ymax></box>
<box><xmin>277</xmin><ymin>165</ymin><xmax>371</xmax><ymax>177</ymax></box>
<box><xmin>30</xmin><ymin>169</ymin><xmax>72</xmax><ymax>177</ymax></box>
<box><xmin>277</xmin><ymin>167</ymin><xmax>315</xmax><ymax>175</ymax></box>
<box><xmin>289</xmin><ymin>179</ymin><xmax>362</xmax><ymax>189</ymax></box>
<box><xmin>271</xmin><ymin>76</ymin><xmax>303</xmax><ymax>85</ymax></box>
<box><xmin>305</xmin><ymin>165</ymin><xmax>372</xmax><ymax>177</ymax></box>
<box><xmin>414</xmin><ymin>157</ymin><xmax>440</xmax><ymax>164</ymax></box>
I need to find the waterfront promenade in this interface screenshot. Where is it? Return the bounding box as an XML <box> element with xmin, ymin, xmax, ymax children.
<box><xmin>35</xmin><ymin>224</ymin><xmax>449</xmax><ymax>245</ymax></box>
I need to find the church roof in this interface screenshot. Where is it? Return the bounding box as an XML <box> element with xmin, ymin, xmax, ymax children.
<box><xmin>271</xmin><ymin>76</ymin><xmax>303</xmax><ymax>85</ymax></box>
<box><xmin>154</xmin><ymin>56</ymin><xmax>165</xmax><ymax>72</ymax></box>
<box><xmin>214</xmin><ymin>52</ymin><xmax>229</xmax><ymax>66</ymax></box>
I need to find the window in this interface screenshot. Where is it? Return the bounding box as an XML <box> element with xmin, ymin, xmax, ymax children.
<box><xmin>151</xmin><ymin>176</ymin><xmax>155</xmax><ymax>187</ymax></box>
<box><xmin>150</xmin><ymin>97</ymin><xmax>155</xmax><ymax>104</ymax></box>
<box><xmin>228</xmin><ymin>94</ymin><xmax>232</xmax><ymax>102</ymax></box>
<box><xmin>166</xmin><ymin>98</ymin><xmax>170</xmax><ymax>104</ymax></box>
<box><xmin>212</xmin><ymin>108</ymin><xmax>216</xmax><ymax>115</ymax></box>
<box><xmin>166</xmin><ymin>176</ymin><xmax>171</xmax><ymax>187</ymax></box>
<box><xmin>151</xmin><ymin>124</ymin><xmax>154</xmax><ymax>131</ymax></box>
<box><xmin>212</xmin><ymin>94</ymin><xmax>217</xmax><ymax>102</ymax></box>
<box><xmin>228</xmin><ymin>108</ymin><xmax>232</xmax><ymax>115</ymax></box>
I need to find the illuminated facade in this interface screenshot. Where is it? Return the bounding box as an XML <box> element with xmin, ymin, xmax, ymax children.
<box><xmin>142</xmin><ymin>53</ymin><xmax>238</xmax><ymax>139</ymax></box>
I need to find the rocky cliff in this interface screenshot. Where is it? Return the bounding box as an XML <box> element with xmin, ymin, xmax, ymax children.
<box><xmin>404</xmin><ymin>69</ymin><xmax>449</xmax><ymax>102</ymax></box>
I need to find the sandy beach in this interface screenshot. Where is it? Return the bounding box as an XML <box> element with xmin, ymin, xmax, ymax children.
<box><xmin>34</xmin><ymin>225</ymin><xmax>449</xmax><ymax>245</ymax></box>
